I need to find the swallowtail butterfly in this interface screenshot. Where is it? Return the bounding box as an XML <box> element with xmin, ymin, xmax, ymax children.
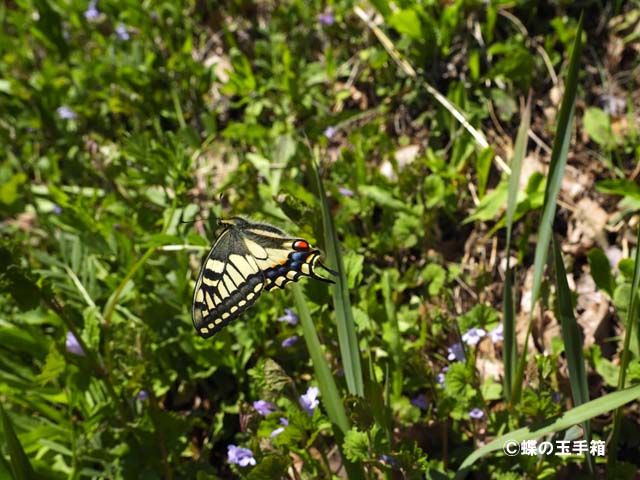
<box><xmin>192</xmin><ymin>217</ymin><xmax>335</xmax><ymax>338</ymax></box>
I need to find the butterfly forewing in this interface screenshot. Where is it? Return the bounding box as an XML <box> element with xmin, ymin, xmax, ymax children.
<box><xmin>192</xmin><ymin>225</ymin><xmax>265</xmax><ymax>337</ymax></box>
<box><xmin>192</xmin><ymin>217</ymin><xmax>334</xmax><ymax>338</ymax></box>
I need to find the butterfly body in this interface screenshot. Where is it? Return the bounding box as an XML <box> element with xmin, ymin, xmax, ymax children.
<box><xmin>192</xmin><ymin>217</ymin><xmax>334</xmax><ymax>338</ymax></box>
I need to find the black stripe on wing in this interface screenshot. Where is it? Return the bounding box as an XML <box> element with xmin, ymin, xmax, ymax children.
<box><xmin>192</xmin><ymin>229</ymin><xmax>265</xmax><ymax>338</ymax></box>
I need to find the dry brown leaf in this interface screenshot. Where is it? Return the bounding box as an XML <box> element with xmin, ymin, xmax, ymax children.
<box><xmin>576</xmin><ymin>271</ymin><xmax>610</xmax><ymax>348</ymax></box>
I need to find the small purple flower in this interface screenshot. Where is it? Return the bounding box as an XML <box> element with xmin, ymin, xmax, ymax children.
<box><xmin>84</xmin><ymin>0</ymin><xmax>99</xmax><ymax>20</ymax></box>
<box><xmin>281</xmin><ymin>335</ymin><xmax>299</xmax><ymax>347</ymax></box>
<box><xmin>65</xmin><ymin>331</ymin><xmax>85</xmax><ymax>356</ymax></box>
<box><xmin>52</xmin><ymin>204</ymin><xmax>62</xmax><ymax>215</ymax></box>
<box><xmin>437</xmin><ymin>367</ymin><xmax>448</xmax><ymax>388</ymax></box>
<box><xmin>380</xmin><ymin>454</ymin><xmax>396</xmax><ymax>466</ymax></box>
<box><xmin>323</xmin><ymin>126</ymin><xmax>336</xmax><ymax>140</ymax></box>
<box><xmin>318</xmin><ymin>10</ymin><xmax>335</xmax><ymax>26</ymax></box>
<box><xmin>469</xmin><ymin>408</ymin><xmax>484</xmax><ymax>419</ymax></box>
<box><xmin>600</xmin><ymin>94</ymin><xmax>625</xmax><ymax>117</ymax></box>
<box><xmin>410</xmin><ymin>393</ymin><xmax>428</xmax><ymax>409</ymax></box>
<box><xmin>299</xmin><ymin>386</ymin><xmax>319</xmax><ymax>416</ymax></box>
<box><xmin>270</xmin><ymin>426</ymin><xmax>285</xmax><ymax>438</ymax></box>
<box><xmin>488</xmin><ymin>324</ymin><xmax>503</xmax><ymax>344</ymax></box>
<box><xmin>551</xmin><ymin>391</ymin><xmax>562</xmax><ymax>403</ymax></box>
<box><xmin>253</xmin><ymin>400</ymin><xmax>276</xmax><ymax>416</ymax></box>
<box><xmin>136</xmin><ymin>390</ymin><xmax>149</xmax><ymax>400</ymax></box>
<box><xmin>277</xmin><ymin>308</ymin><xmax>298</xmax><ymax>325</ymax></box>
<box><xmin>447</xmin><ymin>342</ymin><xmax>465</xmax><ymax>362</ymax></box>
<box><xmin>115</xmin><ymin>23</ymin><xmax>130</xmax><ymax>41</ymax></box>
<box><xmin>338</xmin><ymin>187</ymin><xmax>354</xmax><ymax>197</ymax></box>
<box><xmin>279</xmin><ymin>417</ymin><xmax>288</xmax><ymax>426</ymax></box>
<box><xmin>227</xmin><ymin>445</ymin><xmax>256</xmax><ymax>467</ymax></box>
<box><xmin>56</xmin><ymin>106</ymin><xmax>76</xmax><ymax>120</ymax></box>
<box><xmin>462</xmin><ymin>327</ymin><xmax>486</xmax><ymax>346</ymax></box>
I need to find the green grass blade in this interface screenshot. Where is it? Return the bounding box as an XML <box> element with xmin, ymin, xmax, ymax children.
<box><xmin>512</xmin><ymin>14</ymin><xmax>584</xmax><ymax>403</ymax></box>
<box><xmin>0</xmin><ymin>404</ymin><xmax>34</xmax><ymax>480</ymax></box>
<box><xmin>608</xmin><ymin>223</ymin><xmax>640</xmax><ymax>469</ymax></box>
<box><xmin>552</xmin><ymin>236</ymin><xmax>593</xmax><ymax>471</ymax></box>
<box><xmin>552</xmin><ymin>237</ymin><xmax>590</xmax><ymax>406</ymax></box>
<box><xmin>502</xmin><ymin>97</ymin><xmax>531</xmax><ymax>401</ymax></box>
<box><xmin>291</xmin><ymin>283</ymin><xmax>350</xmax><ymax>434</ymax></box>
<box><xmin>382</xmin><ymin>270</ymin><xmax>403</xmax><ymax>400</ymax></box>
<box><xmin>502</xmin><ymin>267</ymin><xmax>515</xmax><ymax>403</ymax></box>
<box><xmin>505</xmin><ymin>97</ymin><xmax>531</xmax><ymax>245</ymax></box>
<box><xmin>309</xmin><ymin>153</ymin><xmax>364</xmax><ymax>397</ymax></box>
<box><xmin>0</xmin><ymin>451</ymin><xmax>13</xmax><ymax>480</ymax></box>
<box><xmin>292</xmin><ymin>284</ymin><xmax>365</xmax><ymax>480</ymax></box>
<box><xmin>456</xmin><ymin>383</ymin><xmax>640</xmax><ymax>476</ymax></box>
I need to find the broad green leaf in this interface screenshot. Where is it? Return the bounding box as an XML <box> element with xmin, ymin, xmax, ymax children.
<box><xmin>0</xmin><ymin>173</ymin><xmax>26</xmax><ymax>205</ymax></box>
<box><xmin>424</xmin><ymin>175</ymin><xmax>445</xmax><ymax>208</ymax></box>
<box><xmin>343</xmin><ymin>429</ymin><xmax>369</xmax><ymax>462</ymax></box>
<box><xmin>37</xmin><ymin>345</ymin><xmax>66</xmax><ymax>386</ymax></box>
<box><xmin>464</xmin><ymin>180</ymin><xmax>508</xmax><ymax>223</ymax></box>
<box><xmin>596</xmin><ymin>179</ymin><xmax>640</xmax><ymax>199</ymax></box>
<box><xmin>587</xmin><ymin>248</ymin><xmax>615</xmax><ymax>296</ymax></box>
<box><xmin>388</xmin><ymin>9</ymin><xmax>423</xmax><ymax>40</ymax></box>
<box><xmin>583</xmin><ymin>107</ymin><xmax>613</xmax><ymax>147</ymax></box>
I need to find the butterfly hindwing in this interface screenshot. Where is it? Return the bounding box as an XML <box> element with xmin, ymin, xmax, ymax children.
<box><xmin>192</xmin><ymin>217</ymin><xmax>335</xmax><ymax>338</ymax></box>
<box><xmin>239</xmin><ymin>223</ymin><xmax>334</xmax><ymax>291</ymax></box>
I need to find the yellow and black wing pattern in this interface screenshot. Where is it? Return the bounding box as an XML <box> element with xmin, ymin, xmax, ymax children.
<box><xmin>192</xmin><ymin>217</ymin><xmax>335</xmax><ymax>338</ymax></box>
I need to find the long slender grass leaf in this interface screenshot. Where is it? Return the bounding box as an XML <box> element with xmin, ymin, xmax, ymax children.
<box><xmin>309</xmin><ymin>154</ymin><xmax>364</xmax><ymax>397</ymax></box>
<box><xmin>291</xmin><ymin>284</ymin><xmax>365</xmax><ymax>479</ymax></box>
<box><xmin>291</xmin><ymin>284</ymin><xmax>349</xmax><ymax>434</ymax></box>
<box><xmin>502</xmin><ymin>97</ymin><xmax>531</xmax><ymax>401</ymax></box>
<box><xmin>608</xmin><ymin>223</ymin><xmax>640</xmax><ymax>469</ymax></box>
<box><xmin>552</xmin><ymin>236</ymin><xmax>593</xmax><ymax>471</ymax></box>
<box><xmin>382</xmin><ymin>270</ymin><xmax>403</xmax><ymax>400</ymax></box>
<box><xmin>512</xmin><ymin>14</ymin><xmax>584</xmax><ymax>403</ymax></box>
<box><xmin>0</xmin><ymin>404</ymin><xmax>34</xmax><ymax>480</ymax></box>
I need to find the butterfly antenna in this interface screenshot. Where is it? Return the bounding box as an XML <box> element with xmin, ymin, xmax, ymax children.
<box><xmin>318</xmin><ymin>260</ymin><xmax>338</xmax><ymax>277</ymax></box>
<box><xmin>179</xmin><ymin>210</ymin><xmax>210</xmax><ymax>225</ymax></box>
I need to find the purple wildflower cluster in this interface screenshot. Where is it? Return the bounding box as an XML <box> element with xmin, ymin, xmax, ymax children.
<box><xmin>299</xmin><ymin>386</ymin><xmax>319</xmax><ymax>416</ymax></box>
<box><xmin>277</xmin><ymin>308</ymin><xmax>298</xmax><ymax>325</ymax></box>
<box><xmin>229</xmin><ymin>386</ymin><xmax>319</xmax><ymax>466</ymax></box>
<box><xmin>227</xmin><ymin>445</ymin><xmax>255</xmax><ymax>467</ymax></box>
<box><xmin>252</xmin><ymin>400</ymin><xmax>276</xmax><ymax>416</ymax></box>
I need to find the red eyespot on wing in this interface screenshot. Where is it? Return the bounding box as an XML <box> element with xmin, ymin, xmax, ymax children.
<box><xmin>293</xmin><ymin>240</ymin><xmax>310</xmax><ymax>250</ymax></box>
